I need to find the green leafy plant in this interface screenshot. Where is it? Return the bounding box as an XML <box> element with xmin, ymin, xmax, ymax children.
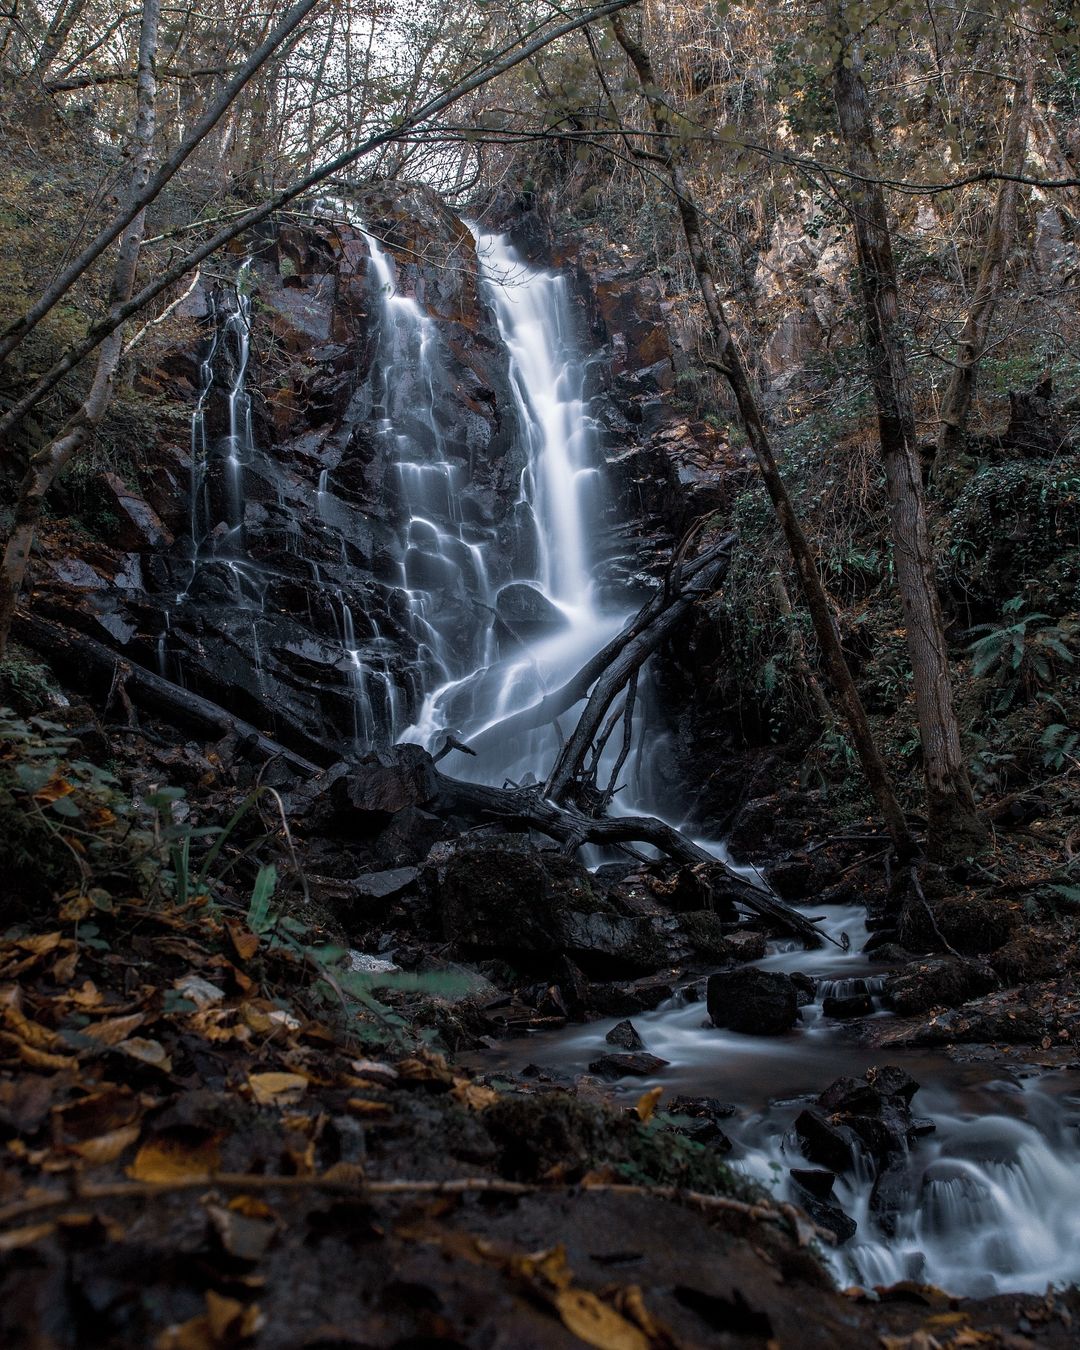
<box><xmin>967</xmin><ymin>599</ymin><xmax>1076</xmax><ymax>711</ymax></box>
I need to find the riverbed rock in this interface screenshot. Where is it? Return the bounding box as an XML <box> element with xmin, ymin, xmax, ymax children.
<box><xmin>707</xmin><ymin>969</ymin><xmax>798</xmax><ymax>1035</ymax></box>
<box><xmin>662</xmin><ymin>1095</ymin><xmax>735</xmax><ymax>1151</ymax></box>
<box><xmin>822</xmin><ymin>990</ymin><xmax>874</xmax><ymax>1019</ymax></box>
<box><xmin>898</xmin><ymin>891</ymin><xmax>1018</xmax><ymax>955</ymax></box>
<box><xmin>494</xmin><ymin>582</ymin><xmax>569</xmax><ymax>639</ymax></box>
<box><xmin>794</xmin><ymin>1109</ymin><xmax>860</xmax><ymax>1174</ymax></box>
<box><xmin>884</xmin><ymin>956</ymin><xmax>998</xmax><ymax>1015</ymax></box>
<box><xmin>790</xmin><ymin>1176</ymin><xmax>857</xmax><ymax>1244</ymax></box>
<box><xmin>588</xmin><ymin>1052</ymin><xmax>670</xmax><ymax>1079</ymax></box>
<box><xmin>606</xmin><ymin>1019</ymin><xmax>645</xmax><ymax>1050</ymax></box>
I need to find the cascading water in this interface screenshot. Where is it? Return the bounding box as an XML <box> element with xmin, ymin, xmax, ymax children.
<box><xmin>364</xmin><ymin>231</ymin><xmax>1080</xmax><ymax>1301</ymax></box>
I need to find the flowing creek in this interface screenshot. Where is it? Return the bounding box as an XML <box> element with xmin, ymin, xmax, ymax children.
<box><xmin>187</xmin><ymin>226</ymin><xmax>1080</xmax><ymax>1298</ymax></box>
<box><xmin>412</xmin><ymin>234</ymin><xmax>1080</xmax><ymax>1300</ymax></box>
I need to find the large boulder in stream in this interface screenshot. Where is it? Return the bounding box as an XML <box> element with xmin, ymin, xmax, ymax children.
<box><xmin>494</xmin><ymin>583</ymin><xmax>569</xmax><ymax>639</ymax></box>
<box><xmin>431</xmin><ymin>836</ymin><xmax>673</xmax><ymax>975</ymax></box>
<box><xmin>707</xmin><ymin>968</ymin><xmax>798</xmax><ymax>1035</ymax></box>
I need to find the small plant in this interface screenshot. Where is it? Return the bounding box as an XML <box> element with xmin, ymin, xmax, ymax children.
<box><xmin>1041</xmin><ymin>722</ymin><xmax>1079</xmax><ymax>772</ymax></box>
<box><xmin>967</xmin><ymin>598</ymin><xmax>1076</xmax><ymax>711</ymax></box>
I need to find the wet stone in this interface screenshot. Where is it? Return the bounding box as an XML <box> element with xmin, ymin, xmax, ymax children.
<box><xmin>794</xmin><ymin>1108</ymin><xmax>860</xmax><ymax>1174</ymax></box>
<box><xmin>789</xmin><ymin>1168</ymin><xmax>836</xmax><ymax>1200</ymax></box>
<box><xmin>822</xmin><ymin>992</ymin><xmax>874</xmax><ymax>1019</ymax></box>
<box><xmin>606</xmin><ymin>1019</ymin><xmax>646</xmax><ymax>1051</ymax></box>
<box><xmin>588</xmin><ymin>1052</ymin><xmax>670</xmax><ymax>1079</ymax></box>
<box><xmin>790</xmin><ymin>1179</ymin><xmax>858</xmax><ymax>1244</ymax></box>
<box><xmin>707</xmin><ymin>968</ymin><xmax>798</xmax><ymax>1036</ymax></box>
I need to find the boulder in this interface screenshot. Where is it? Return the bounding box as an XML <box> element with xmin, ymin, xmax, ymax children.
<box><xmin>884</xmin><ymin>957</ymin><xmax>997</xmax><ymax>1015</ymax></box>
<box><xmin>664</xmin><ymin>1095</ymin><xmax>735</xmax><ymax>1151</ymax></box>
<box><xmin>794</xmin><ymin>1109</ymin><xmax>860</xmax><ymax>1174</ymax></box>
<box><xmin>707</xmin><ymin>969</ymin><xmax>798</xmax><ymax>1035</ymax></box>
<box><xmin>495</xmin><ymin>583</ymin><xmax>568</xmax><ymax>639</ymax></box>
<box><xmin>588</xmin><ymin>1052</ymin><xmax>669</xmax><ymax>1079</ymax></box>
<box><xmin>349</xmin><ymin>866</ymin><xmax>419</xmax><ymax>902</ymax></box>
<box><xmin>898</xmin><ymin>892</ymin><xmax>1017</xmax><ymax>956</ymax></box>
<box><xmin>822</xmin><ymin>991</ymin><xmax>874</xmax><ymax>1020</ymax></box>
<box><xmin>605</xmin><ymin>1019</ymin><xmax>645</xmax><ymax>1051</ymax></box>
<box><xmin>789</xmin><ymin>1175</ymin><xmax>857</xmax><ymax>1244</ymax></box>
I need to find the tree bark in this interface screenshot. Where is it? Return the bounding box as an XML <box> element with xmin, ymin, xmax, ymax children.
<box><xmin>936</xmin><ymin>21</ymin><xmax>1035</xmax><ymax>471</ymax></box>
<box><xmin>611</xmin><ymin>12</ymin><xmax>915</xmax><ymax>858</ymax></box>
<box><xmin>831</xmin><ymin>11</ymin><xmax>986</xmax><ymax>862</ymax></box>
<box><xmin>0</xmin><ymin>0</ymin><xmax>160</xmax><ymax>658</ymax></box>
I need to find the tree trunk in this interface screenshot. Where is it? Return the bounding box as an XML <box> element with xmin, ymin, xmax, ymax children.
<box><xmin>0</xmin><ymin>0</ymin><xmax>160</xmax><ymax>658</ymax></box>
<box><xmin>936</xmin><ymin>20</ymin><xmax>1035</xmax><ymax>472</ymax></box>
<box><xmin>611</xmin><ymin>13</ymin><xmax>915</xmax><ymax>858</ymax></box>
<box><xmin>831</xmin><ymin>11</ymin><xmax>986</xmax><ymax>862</ymax></box>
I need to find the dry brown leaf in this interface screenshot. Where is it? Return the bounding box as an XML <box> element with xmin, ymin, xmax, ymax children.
<box><xmin>116</xmin><ymin>1038</ymin><xmax>172</xmax><ymax>1072</ymax></box>
<box><xmin>207</xmin><ymin>1204</ymin><xmax>277</xmax><ymax>1262</ymax></box>
<box><xmin>14</xmin><ymin>933</ymin><xmax>63</xmax><ymax>956</ymax></box>
<box><xmin>452</xmin><ymin>1077</ymin><xmax>499</xmax><ymax>1111</ymax></box>
<box><xmin>70</xmin><ymin>1123</ymin><xmax>142</xmax><ymax>1165</ymax></box>
<box><xmin>345</xmin><ymin>1097</ymin><xmax>392</xmax><ymax>1118</ymax></box>
<box><xmin>0</xmin><ymin>1222</ymin><xmax>57</xmax><ymax>1252</ymax></box>
<box><xmin>553</xmin><ymin>1288</ymin><xmax>651</xmax><ymax>1350</ymax></box>
<box><xmin>225</xmin><ymin>922</ymin><xmax>260</xmax><ymax>963</ymax></box>
<box><xmin>4</xmin><ymin>1004</ymin><xmax>61</xmax><ymax>1050</ymax></box>
<box><xmin>634</xmin><ymin>1087</ymin><xmax>662</xmax><ymax>1123</ymax></box>
<box><xmin>247</xmin><ymin>1071</ymin><xmax>307</xmax><ymax>1107</ymax></box>
<box><xmin>50</xmin><ymin>949</ymin><xmax>79</xmax><ymax>983</ymax></box>
<box><xmin>59</xmin><ymin>894</ymin><xmax>93</xmax><ymax>922</ymax></box>
<box><xmin>82</xmin><ymin>1013</ymin><xmax>147</xmax><ymax>1046</ymax></box>
<box><xmin>1</xmin><ymin>1035</ymin><xmax>79</xmax><ymax>1072</ymax></box>
<box><xmin>129</xmin><ymin>1131</ymin><xmax>221</xmax><ymax>1182</ymax></box>
<box><xmin>70</xmin><ymin>980</ymin><xmax>103</xmax><ymax>1008</ymax></box>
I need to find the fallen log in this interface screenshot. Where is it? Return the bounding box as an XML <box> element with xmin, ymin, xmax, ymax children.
<box><xmin>432</xmin><ymin>765</ymin><xmax>840</xmax><ymax>948</ymax></box>
<box><xmin>464</xmin><ymin>533</ymin><xmax>737</xmax><ymax>759</ymax></box>
<box><xmin>13</xmin><ymin>611</ymin><xmax>328</xmax><ymax>776</ymax></box>
<box><xmin>546</xmin><ymin>541</ymin><xmax>733</xmax><ymax>802</ymax></box>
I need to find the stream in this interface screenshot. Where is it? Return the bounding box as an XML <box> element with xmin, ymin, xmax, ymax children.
<box><xmin>193</xmin><ymin>222</ymin><xmax>1080</xmax><ymax>1299</ymax></box>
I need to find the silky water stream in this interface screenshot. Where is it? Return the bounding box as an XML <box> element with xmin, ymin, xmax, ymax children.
<box><xmin>381</xmin><ymin>233</ymin><xmax>1080</xmax><ymax>1299</ymax></box>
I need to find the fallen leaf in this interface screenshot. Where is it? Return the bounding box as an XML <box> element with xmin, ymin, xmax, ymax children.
<box><xmin>247</xmin><ymin>1072</ymin><xmax>307</xmax><ymax>1107</ymax></box>
<box><xmin>225</xmin><ymin>922</ymin><xmax>259</xmax><ymax>963</ymax></box>
<box><xmin>207</xmin><ymin>1203</ymin><xmax>277</xmax><ymax>1262</ymax></box>
<box><xmin>553</xmin><ymin>1287</ymin><xmax>651</xmax><ymax>1350</ymax></box>
<box><xmin>175</xmin><ymin>975</ymin><xmax>226</xmax><ymax>1009</ymax></box>
<box><xmin>33</xmin><ymin>776</ymin><xmax>74</xmax><ymax>804</ymax></box>
<box><xmin>634</xmin><ymin>1087</ymin><xmax>662</xmax><ymax>1123</ymax></box>
<box><xmin>452</xmin><ymin>1077</ymin><xmax>499</xmax><ymax>1110</ymax></box>
<box><xmin>82</xmin><ymin>1013</ymin><xmax>147</xmax><ymax>1046</ymax></box>
<box><xmin>0</xmin><ymin>1035</ymin><xmax>79</xmax><ymax>1072</ymax></box>
<box><xmin>14</xmin><ymin>933</ymin><xmax>63</xmax><ymax>956</ymax></box>
<box><xmin>345</xmin><ymin>1097</ymin><xmax>392</xmax><ymax>1118</ymax></box>
<box><xmin>115</xmin><ymin>1037</ymin><xmax>172</xmax><ymax>1072</ymax></box>
<box><xmin>0</xmin><ymin>1221</ymin><xmax>57</xmax><ymax>1252</ymax></box>
<box><xmin>70</xmin><ymin>1123</ymin><xmax>141</xmax><ymax>1165</ymax></box>
<box><xmin>129</xmin><ymin>1132</ymin><xmax>221</xmax><ymax>1182</ymax></box>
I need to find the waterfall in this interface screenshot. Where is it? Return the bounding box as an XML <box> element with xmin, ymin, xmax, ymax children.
<box><xmin>366</xmin><ymin>227</ymin><xmax>643</xmax><ymax>797</ymax></box>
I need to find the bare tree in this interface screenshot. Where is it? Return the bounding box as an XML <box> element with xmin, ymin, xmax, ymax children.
<box><xmin>830</xmin><ymin>3</ymin><xmax>986</xmax><ymax>862</ymax></box>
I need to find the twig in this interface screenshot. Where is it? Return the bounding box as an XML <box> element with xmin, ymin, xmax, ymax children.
<box><xmin>0</xmin><ymin>1172</ymin><xmax>834</xmax><ymax>1246</ymax></box>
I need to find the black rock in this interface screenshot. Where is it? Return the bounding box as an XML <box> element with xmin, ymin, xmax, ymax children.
<box><xmin>707</xmin><ymin>968</ymin><xmax>798</xmax><ymax>1036</ymax></box>
<box><xmin>664</xmin><ymin>1095</ymin><xmax>735</xmax><ymax>1151</ymax></box>
<box><xmin>794</xmin><ymin>1108</ymin><xmax>860</xmax><ymax>1174</ymax></box>
<box><xmin>350</xmin><ymin>866</ymin><xmax>419</xmax><ymax>901</ymax></box>
<box><xmin>790</xmin><ymin>1178</ymin><xmax>858</xmax><ymax>1244</ymax></box>
<box><xmin>789</xmin><ymin>1168</ymin><xmax>836</xmax><ymax>1200</ymax></box>
<box><xmin>605</xmin><ymin>1019</ymin><xmax>645</xmax><ymax>1051</ymax></box>
<box><xmin>495</xmin><ymin>583</ymin><xmax>569</xmax><ymax>638</ymax></box>
<box><xmin>790</xmin><ymin>972</ymin><xmax>817</xmax><ymax>1007</ymax></box>
<box><xmin>588</xmin><ymin>1052</ymin><xmax>669</xmax><ymax>1079</ymax></box>
<box><xmin>869</xmin><ymin>1158</ymin><xmax>911</xmax><ymax>1237</ymax></box>
<box><xmin>822</xmin><ymin>992</ymin><xmax>874</xmax><ymax>1019</ymax></box>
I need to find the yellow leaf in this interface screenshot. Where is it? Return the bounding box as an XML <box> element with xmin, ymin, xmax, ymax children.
<box><xmin>247</xmin><ymin>1072</ymin><xmax>307</xmax><ymax>1107</ymax></box>
<box><xmin>70</xmin><ymin>1123</ymin><xmax>141</xmax><ymax>1165</ymax></box>
<box><xmin>129</xmin><ymin>1132</ymin><xmax>221</xmax><ymax>1182</ymax></box>
<box><xmin>0</xmin><ymin>1222</ymin><xmax>56</xmax><ymax>1252</ymax></box>
<box><xmin>33</xmin><ymin>776</ymin><xmax>74</xmax><ymax>804</ymax></box>
<box><xmin>634</xmin><ymin>1087</ymin><xmax>662</xmax><ymax>1122</ymax></box>
<box><xmin>553</xmin><ymin>1288</ymin><xmax>651</xmax><ymax>1350</ymax></box>
<box><xmin>15</xmin><ymin>932</ymin><xmax>63</xmax><ymax>955</ymax></box>
<box><xmin>345</xmin><ymin>1097</ymin><xmax>392</xmax><ymax>1118</ymax></box>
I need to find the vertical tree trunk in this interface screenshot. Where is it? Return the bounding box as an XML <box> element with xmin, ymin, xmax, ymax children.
<box><xmin>830</xmin><ymin>10</ymin><xmax>986</xmax><ymax>861</ymax></box>
<box><xmin>0</xmin><ymin>0</ymin><xmax>160</xmax><ymax>659</ymax></box>
<box><xmin>612</xmin><ymin>13</ymin><xmax>916</xmax><ymax>857</ymax></box>
<box><xmin>936</xmin><ymin>21</ymin><xmax>1035</xmax><ymax>471</ymax></box>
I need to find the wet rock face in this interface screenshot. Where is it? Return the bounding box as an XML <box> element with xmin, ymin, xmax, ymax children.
<box><xmin>29</xmin><ymin>186</ymin><xmax>523</xmax><ymax>761</ymax></box>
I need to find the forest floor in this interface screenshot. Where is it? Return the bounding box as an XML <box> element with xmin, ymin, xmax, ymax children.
<box><xmin>2</xmin><ymin>699</ymin><xmax>1080</xmax><ymax>1348</ymax></box>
